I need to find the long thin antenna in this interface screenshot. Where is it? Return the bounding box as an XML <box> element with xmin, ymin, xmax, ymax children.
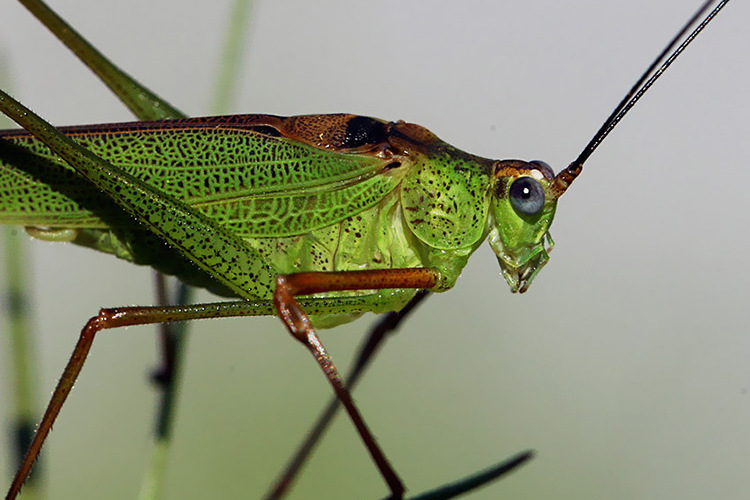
<box><xmin>550</xmin><ymin>0</ymin><xmax>729</xmax><ymax>198</ymax></box>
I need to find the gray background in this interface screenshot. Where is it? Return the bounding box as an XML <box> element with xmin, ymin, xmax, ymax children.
<box><xmin>1</xmin><ymin>1</ymin><xmax>748</xmax><ymax>499</ymax></box>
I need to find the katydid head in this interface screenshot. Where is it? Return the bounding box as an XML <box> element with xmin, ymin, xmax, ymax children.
<box><xmin>488</xmin><ymin>160</ymin><xmax>567</xmax><ymax>293</ymax></box>
<box><xmin>489</xmin><ymin>0</ymin><xmax>726</xmax><ymax>292</ymax></box>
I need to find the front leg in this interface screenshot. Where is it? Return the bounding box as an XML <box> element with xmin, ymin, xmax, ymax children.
<box><xmin>273</xmin><ymin>268</ymin><xmax>443</xmax><ymax>499</ymax></box>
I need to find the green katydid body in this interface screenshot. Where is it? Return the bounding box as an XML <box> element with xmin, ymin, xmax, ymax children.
<box><xmin>0</xmin><ymin>113</ymin><xmax>558</xmax><ymax>318</ymax></box>
<box><xmin>0</xmin><ymin>107</ymin><xmax>561</xmax><ymax>498</ymax></box>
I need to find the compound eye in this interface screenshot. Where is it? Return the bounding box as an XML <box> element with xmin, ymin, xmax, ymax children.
<box><xmin>509</xmin><ymin>176</ymin><xmax>545</xmax><ymax>216</ymax></box>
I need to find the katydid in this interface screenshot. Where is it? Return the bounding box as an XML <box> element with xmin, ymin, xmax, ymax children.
<box><xmin>1</xmin><ymin>1</ymin><xmax>747</xmax><ymax>500</ymax></box>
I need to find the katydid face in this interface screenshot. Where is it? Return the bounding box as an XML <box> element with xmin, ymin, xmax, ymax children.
<box><xmin>488</xmin><ymin>160</ymin><xmax>558</xmax><ymax>293</ymax></box>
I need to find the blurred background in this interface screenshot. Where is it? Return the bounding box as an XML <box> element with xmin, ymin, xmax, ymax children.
<box><xmin>0</xmin><ymin>1</ymin><xmax>748</xmax><ymax>499</ymax></box>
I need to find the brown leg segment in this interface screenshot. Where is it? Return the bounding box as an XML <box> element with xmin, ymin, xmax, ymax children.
<box><xmin>273</xmin><ymin>268</ymin><xmax>441</xmax><ymax>500</ymax></box>
<box><xmin>5</xmin><ymin>300</ymin><xmax>259</xmax><ymax>500</ymax></box>
<box><xmin>265</xmin><ymin>290</ymin><xmax>431</xmax><ymax>500</ymax></box>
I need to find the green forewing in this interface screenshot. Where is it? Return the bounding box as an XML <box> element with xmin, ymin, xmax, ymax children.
<box><xmin>0</xmin><ymin>117</ymin><xmax>399</xmax><ymax>237</ymax></box>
